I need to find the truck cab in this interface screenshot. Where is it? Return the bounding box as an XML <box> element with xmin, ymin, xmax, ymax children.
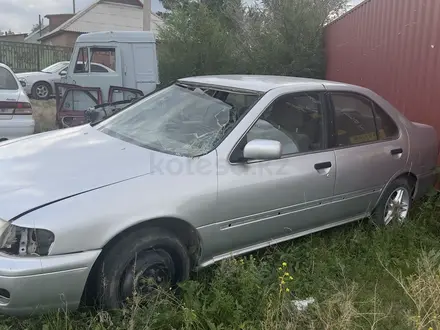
<box><xmin>56</xmin><ymin>31</ymin><xmax>159</xmax><ymax>127</ymax></box>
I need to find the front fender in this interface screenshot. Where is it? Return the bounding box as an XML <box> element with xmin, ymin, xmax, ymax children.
<box><xmin>12</xmin><ymin>169</ymin><xmax>217</xmax><ymax>256</ymax></box>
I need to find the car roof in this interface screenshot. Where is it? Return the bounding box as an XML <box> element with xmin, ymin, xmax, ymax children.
<box><xmin>178</xmin><ymin>75</ymin><xmax>353</xmax><ymax>93</ymax></box>
<box><xmin>0</xmin><ymin>63</ymin><xmax>13</xmax><ymax>71</ymax></box>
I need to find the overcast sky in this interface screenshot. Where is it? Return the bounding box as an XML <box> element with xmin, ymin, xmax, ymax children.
<box><xmin>0</xmin><ymin>0</ymin><xmax>362</xmax><ymax>34</ymax></box>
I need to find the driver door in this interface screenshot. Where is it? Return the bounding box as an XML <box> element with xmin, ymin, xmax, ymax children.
<box><xmin>65</xmin><ymin>46</ymin><xmax>122</xmax><ymax>103</ymax></box>
<box><xmin>201</xmin><ymin>91</ymin><xmax>337</xmax><ymax>259</ymax></box>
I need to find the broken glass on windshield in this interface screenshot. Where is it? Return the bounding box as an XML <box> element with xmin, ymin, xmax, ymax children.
<box><xmin>96</xmin><ymin>84</ymin><xmax>260</xmax><ymax>157</ymax></box>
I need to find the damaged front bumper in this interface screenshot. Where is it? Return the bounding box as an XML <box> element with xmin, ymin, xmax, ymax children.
<box><xmin>0</xmin><ymin>249</ymin><xmax>100</xmax><ymax>315</ymax></box>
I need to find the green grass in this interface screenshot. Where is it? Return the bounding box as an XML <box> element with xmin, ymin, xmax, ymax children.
<box><xmin>3</xmin><ymin>194</ymin><xmax>440</xmax><ymax>330</ymax></box>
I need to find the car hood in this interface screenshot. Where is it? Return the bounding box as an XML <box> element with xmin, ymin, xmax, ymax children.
<box><xmin>0</xmin><ymin>125</ymin><xmax>166</xmax><ymax>220</ymax></box>
<box><xmin>16</xmin><ymin>72</ymin><xmax>52</xmax><ymax>80</ymax></box>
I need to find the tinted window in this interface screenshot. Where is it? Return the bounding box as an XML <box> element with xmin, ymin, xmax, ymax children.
<box><xmin>331</xmin><ymin>94</ymin><xmax>378</xmax><ymax>146</ymax></box>
<box><xmin>244</xmin><ymin>92</ymin><xmax>324</xmax><ymax>156</ymax></box>
<box><xmin>373</xmin><ymin>104</ymin><xmax>399</xmax><ymax>140</ymax></box>
<box><xmin>0</xmin><ymin>67</ymin><xmax>18</xmax><ymax>90</ymax></box>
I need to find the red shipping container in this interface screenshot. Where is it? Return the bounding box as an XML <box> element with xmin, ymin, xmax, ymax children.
<box><xmin>325</xmin><ymin>0</ymin><xmax>440</xmax><ymax>164</ymax></box>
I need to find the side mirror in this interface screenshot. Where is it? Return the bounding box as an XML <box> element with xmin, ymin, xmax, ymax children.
<box><xmin>59</xmin><ymin>70</ymin><xmax>67</xmax><ymax>77</ymax></box>
<box><xmin>19</xmin><ymin>80</ymin><xmax>26</xmax><ymax>87</ymax></box>
<box><xmin>243</xmin><ymin>139</ymin><xmax>282</xmax><ymax>161</ymax></box>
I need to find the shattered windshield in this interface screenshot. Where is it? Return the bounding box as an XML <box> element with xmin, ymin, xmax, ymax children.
<box><xmin>95</xmin><ymin>84</ymin><xmax>260</xmax><ymax>157</ymax></box>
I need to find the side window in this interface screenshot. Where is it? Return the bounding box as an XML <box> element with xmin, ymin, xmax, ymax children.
<box><xmin>62</xmin><ymin>89</ymin><xmax>99</xmax><ymax>111</ymax></box>
<box><xmin>91</xmin><ymin>64</ymin><xmax>108</xmax><ymax>73</ymax></box>
<box><xmin>74</xmin><ymin>47</ymin><xmax>89</xmax><ymax>73</ymax></box>
<box><xmin>331</xmin><ymin>94</ymin><xmax>378</xmax><ymax>146</ymax></box>
<box><xmin>244</xmin><ymin>92</ymin><xmax>325</xmax><ymax>156</ymax></box>
<box><xmin>373</xmin><ymin>104</ymin><xmax>399</xmax><ymax>140</ymax></box>
<box><xmin>90</xmin><ymin>48</ymin><xmax>116</xmax><ymax>72</ymax></box>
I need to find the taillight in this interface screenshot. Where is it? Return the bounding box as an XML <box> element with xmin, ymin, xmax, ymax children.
<box><xmin>14</xmin><ymin>102</ymin><xmax>32</xmax><ymax>114</ymax></box>
<box><xmin>0</xmin><ymin>101</ymin><xmax>32</xmax><ymax>115</ymax></box>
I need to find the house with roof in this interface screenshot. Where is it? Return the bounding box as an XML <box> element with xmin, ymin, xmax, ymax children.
<box><xmin>38</xmin><ymin>0</ymin><xmax>164</xmax><ymax>48</ymax></box>
<box><xmin>24</xmin><ymin>26</ymin><xmax>51</xmax><ymax>44</ymax></box>
<box><xmin>0</xmin><ymin>33</ymin><xmax>28</xmax><ymax>42</ymax></box>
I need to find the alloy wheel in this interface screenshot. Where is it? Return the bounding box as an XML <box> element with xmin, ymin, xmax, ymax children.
<box><xmin>36</xmin><ymin>84</ymin><xmax>49</xmax><ymax>99</ymax></box>
<box><xmin>383</xmin><ymin>187</ymin><xmax>410</xmax><ymax>225</ymax></box>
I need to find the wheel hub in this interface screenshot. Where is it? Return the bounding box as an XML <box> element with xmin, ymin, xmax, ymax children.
<box><xmin>119</xmin><ymin>249</ymin><xmax>174</xmax><ymax>301</ymax></box>
<box><xmin>36</xmin><ymin>85</ymin><xmax>48</xmax><ymax>98</ymax></box>
<box><xmin>384</xmin><ymin>187</ymin><xmax>410</xmax><ymax>225</ymax></box>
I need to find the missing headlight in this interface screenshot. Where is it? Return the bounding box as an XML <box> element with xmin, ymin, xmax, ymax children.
<box><xmin>0</xmin><ymin>223</ymin><xmax>54</xmax><ymax>256</ymax></box>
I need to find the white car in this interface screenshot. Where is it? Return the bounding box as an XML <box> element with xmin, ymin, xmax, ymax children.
<box><xmin>16</xmin><ymin>61</ymin><xmax>116</xmax><ymax>100</ymax></box>
<box><xmin>0</xmin><ymin>63</ymin><xmax>35</xmax><ymax>141</ymax></box>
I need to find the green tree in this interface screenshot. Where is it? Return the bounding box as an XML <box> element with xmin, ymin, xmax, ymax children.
<box><xmin>157</xmin><ymin>0</ymin><xmax>348</xmax><ymax>85</ymax></box>
<box><xmin>31</xmin><ymin>23</ymin><xmax>41</xmax><ymax>33</ymax></box>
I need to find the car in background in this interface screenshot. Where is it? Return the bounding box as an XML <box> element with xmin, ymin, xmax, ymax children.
<box><xmin>0</xmin><ymin>63</ymin><xmax>34</xmax><ymax>141</ymax></box>
<box><xmin>0</xmin><ymin>75</ymin><xmax>436</xmax><ymax>315</ymax></box>
<box><xmin>16</xmin><ymin>61</ymin><xmax>115</xmax><ymax>100</ymax></box>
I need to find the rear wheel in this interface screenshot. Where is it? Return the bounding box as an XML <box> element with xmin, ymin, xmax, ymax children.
<box><xmin>371</xmin><ymin>177</ymin><xmax>412</xmax><ymax>226</ymax></box>
<box><xmin>96</xmin><ymin>227</ymin><xmax>190</xmax><ymax>309</ymax></box>
<box><xmin>32</xmin><ymin>82</ymin><xmax>51</xmax><ymax>100</ymax></box>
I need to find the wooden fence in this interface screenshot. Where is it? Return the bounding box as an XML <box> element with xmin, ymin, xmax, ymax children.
<box><xmin>0</xmin><ymin>41</ymin><xmax>73</xmax><ymax>73</ymax></box>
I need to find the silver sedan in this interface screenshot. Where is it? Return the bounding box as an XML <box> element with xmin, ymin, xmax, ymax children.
<box><xmin>15</xmin><ymin>61</ymin><xmax>115</xmax><ymax>100</ymax></box>
<box><xmin>0</xmin><ymin>75</ymin><xmax>437</xmax><ymax>314</ymax></box>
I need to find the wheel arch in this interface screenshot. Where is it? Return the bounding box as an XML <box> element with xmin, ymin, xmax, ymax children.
<box><xmin>101</xmin><ymin>217</ymin><xmax>202</xmax><ymax>267</ymax></box>
<box><xmin>33</xmin><ymin>80</ymin><xmax>53</xmax><ymax>93</ymax></box>
<box><xmin>373</xmin><ymin>171</ymin><xmax>417</xmax><ymax>211</ymax></box>
<box><xmin>81</xmin><ymin>216</ymin><xmax>203</xmax><ymax>305</ymax></box>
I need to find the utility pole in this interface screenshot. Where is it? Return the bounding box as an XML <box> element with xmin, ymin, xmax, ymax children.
<box><xmin>73</xmin><ymin>0</ymin><xmax>76</xmax><ymax>13</ymax></box>
<box><xmin>38</xmin><ymin>14</ymin><xmax>42</xmax><ymax>36</ymax></box>
<box><xmin>143</xmin><ymin>0</ymin><xmax>151</xmax><ymax>31</ymax></box>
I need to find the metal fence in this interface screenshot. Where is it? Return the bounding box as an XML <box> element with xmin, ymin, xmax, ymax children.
<box><xmin>0</xmin><ymin>41</ymin><xmax>73</xmax><ymax>73</ymax></box>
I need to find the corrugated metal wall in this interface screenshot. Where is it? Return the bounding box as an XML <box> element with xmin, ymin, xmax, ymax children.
<box><xmin>325</xmin><ymin>0</ymin><xmax>440</xmax><ymax>131</ymax></box>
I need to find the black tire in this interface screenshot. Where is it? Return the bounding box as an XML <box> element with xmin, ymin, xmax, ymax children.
<box><xmin>96</xmin><ymin>227</ymin><xmax>190</xmax><ymax>309</ymax></box>
<box><xmin>371</xmin><ymin>177</ymin><xmax>412</xmax><ymax>226</ymax></box>
<box><xmin>32</xmin><ymin>82</ymin><xmax>52</xmax><ymax>100</ymax></box>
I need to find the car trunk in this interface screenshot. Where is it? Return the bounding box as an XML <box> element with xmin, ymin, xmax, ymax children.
<box><xmin>0</xmin><ymin>90</ymin><xmax>20</xmax><ymax>120</ymax></box>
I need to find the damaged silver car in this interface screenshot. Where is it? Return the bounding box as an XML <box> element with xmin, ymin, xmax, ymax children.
<box><xmin>0</xmin><ymin>75</ymin><xmax>437</xmax><ymax>315</ymax></box>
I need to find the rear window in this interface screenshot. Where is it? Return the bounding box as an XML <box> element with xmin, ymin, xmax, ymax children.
<box><xmin>0</xmin><ymin>67</ymin><xmax>18</xmax><ymax>90</ymax></box>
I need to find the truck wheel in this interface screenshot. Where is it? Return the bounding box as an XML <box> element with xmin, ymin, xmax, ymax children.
<box><xmin>32</xmin><ymin>82</ymin><xmax>51</xmax><ymax>100</ymax></box>
<box><xmin>371</xmin><ymin>177</ymin><xmax>412</xmax><ymax>226</ymax></box>
<box><xmin>97</xmin><ymin>227</ymin><xmax>190</xmax><ymax>309</ymax></box>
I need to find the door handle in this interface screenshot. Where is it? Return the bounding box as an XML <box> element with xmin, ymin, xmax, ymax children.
<box><xmin>314</xmin><ymin>161</ymin><xmax>332</xmax><ymax>170</ymax></box>
<box><xmin>390</xmin><ymin>148</ymin><xmax>403</xmax><ymax>155</ymax></box>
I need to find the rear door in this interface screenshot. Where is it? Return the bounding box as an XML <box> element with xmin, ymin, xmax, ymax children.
<box><xmin>57</xmin><ymin>87</ymin><xmax>102</xmax><ymax>128</ymax></box>
<box><xmin>327</xmin><ymin>91</ymin><xmax>408</xmax><ymax>219</ymax></box>
<box><xmin>132</xmin><ymin>43</ymin><xmax>159</xmax><ymax>95</ymax></box>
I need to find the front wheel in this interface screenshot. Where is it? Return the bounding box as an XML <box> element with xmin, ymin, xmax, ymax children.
<box><xmin>371</xmin><ymin>177</ymin><xmax>412</xmax><ymax>226</ymax></box>
<box><xmin>32</xmin><ymin>82</ymin><xmax>51</xmax><ymax>100</ymax></box>
<box><xmin>96</xmin><ymin>227</ymin><xmax>190</xmax><ymax>309</ymax></box>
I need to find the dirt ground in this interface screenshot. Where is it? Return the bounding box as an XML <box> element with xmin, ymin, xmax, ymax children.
<box><xmin>31</xmin><ymin>99</ymin><xmax>58</xmax><ymax>133</ymax></box>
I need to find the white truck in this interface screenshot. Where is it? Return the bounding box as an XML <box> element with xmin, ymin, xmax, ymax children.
<box><xmin>56</xmin><ymin>31</ymin><xmax>160</xmax><ymax>128</ymax></box>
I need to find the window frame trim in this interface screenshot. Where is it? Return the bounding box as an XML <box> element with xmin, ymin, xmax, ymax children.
<box><xmin>326</xmin><ymin>91</ymin><xmax>401</xmax><ymax>150</ymax></box>
<box><xmin>73</xmin><ymin>47</ymin><xmax>90</xmax><ymax>74</ymax></box>
<box><xmin>228</xmin><ymin>90</ymin><xmax>330</xmax><ymax>164</ymax></box>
